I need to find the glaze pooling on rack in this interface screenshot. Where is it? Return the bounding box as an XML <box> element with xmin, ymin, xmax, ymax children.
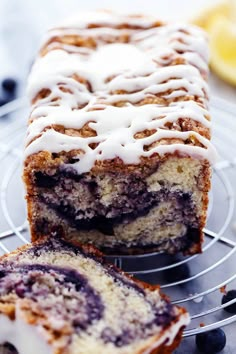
<box><xmin>26</xmin><ymin>11</ymin><xmax>216</xmax><ymax>174</ymax></box>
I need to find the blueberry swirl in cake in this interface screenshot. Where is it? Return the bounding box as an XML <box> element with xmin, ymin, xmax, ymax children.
<box><xmin>0</xmin><ymin>238</ymin><xmax>189</xmax><ymax>354</ymax></box>
<box><xmin>23</xmin><ymin>10</ymin><xmax>217</xmax><ymax>255</ymax></box>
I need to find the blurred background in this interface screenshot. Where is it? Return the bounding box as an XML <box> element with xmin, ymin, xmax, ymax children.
<box><xmin>0</xmin><ymin>0</ymin><xmax>235</xmax><ymax>103</ymax></box>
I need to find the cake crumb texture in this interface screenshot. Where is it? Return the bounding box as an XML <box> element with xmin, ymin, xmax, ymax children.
<box><xmin>23</xmin><ymin>11</ymin><xmax>214</xmax><ymax>254</ymax></box>
<box><xmin>0</xmin><ymin>238</ymin><xmax>190</xmax><ymax>353</ymax></box>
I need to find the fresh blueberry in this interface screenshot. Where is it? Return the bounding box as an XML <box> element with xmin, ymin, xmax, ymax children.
<box><xmin>196</xmin><ymin>328</ymin><xmax>226</xmax><ymax>353</ymax></box>
<box><xmin>222</xmin><ymin>289</ymin><xmax>236</xmax><ymax>313</ymax></box>
<box><xmin>164</xmin><ymin>263</ymin><xmax>190</xmax><ymax>283</ymax></box>
<box><xmin>3</xmin><ymin>343</ymin><xmax>18</xmax><ymax>354</ymax></box>
<box><xmin>2</xmin><ymin>78</ymin><xmax>17</xmax><ymax>94</ymax></box>
<box><xmin>0</xmin><ymin>97</ymin><xmax>10</xmax><ymax>106</ymax></box>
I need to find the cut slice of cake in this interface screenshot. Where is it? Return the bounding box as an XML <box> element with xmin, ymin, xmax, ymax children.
<box><xmin>23</xmin><ymin>11</ymin><xmax>216</xmax><ymax>255</ymax></box>
<box><xmin>0</xmin><ymin>237</ymin><xmax>189</xmax><ymax>354</ymax></box>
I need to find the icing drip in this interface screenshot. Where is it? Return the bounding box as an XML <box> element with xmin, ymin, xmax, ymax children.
<box><xmin>26</xmin><ymin>101</ymin><xmax>215</xmax><ymax>173</ymax></box>
<box><xmin>59</xmin><ymin>11</ymin><xmax>160</xmax><ymax>29</ymax></box>
<box><xmin>26</xmin><ymin>11</ymin><xmax>216</xmax><ymax>173</ymax></box>
<box><xmin>0</xmin><ymin>310</ymin><xmax>53</xmax><ymax>354</ymax></box>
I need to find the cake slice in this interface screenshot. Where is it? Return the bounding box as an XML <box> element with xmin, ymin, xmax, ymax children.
<box><xmin>23</xmin><ymin>11</ymin><xmax>216</xmax><ymax>255</ymax></box>
<box><xmin>0</xmin><ymin>237</ymin><xmax>189</xmax><ymax>354</ymax></box>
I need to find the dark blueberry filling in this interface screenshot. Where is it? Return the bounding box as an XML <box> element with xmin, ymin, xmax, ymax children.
<box><xmin>0</xmin><ymin>259</ymin><xmax>177</xmax><ymax>348</ymax></box>
<box><xmin>100</xmin><ymin>227</ymin><xmax>201</xmax><ymax>255</ymax></box>
<box><xmin>0</xmin><ymin>241</ymin><xmax>179</xmax><ymax>348</ymax></box>
<box><xmin>34</xmin><ymin>169</ymin><xmax>81</xmax><ymax>187</ymax></box>
<box><xmin>35</xmin><ymin>169</ymin><xmax>156</xmax><ymax>223</ymax></box>
<box><xmin>34</xmin><ymin>221</ymin><xmax>200</xmax><ymax>256</ymax></box>
<box><xmin>153</xmin><ymin>302</ymin><xmax>176</xmax><ymax>326</ymax></box>
<box><xmin>52</xmin><ymin>207</ymin><xmax>118</xmax><ymax>236</ymax></box>
<box><xmin>30</xmin><ymin>235</ymin><xmax>83</xmax><ymax>256</ymax></box>
<box><xmin>38</xmin><ymin>190</ymin><xmax>193</xmax><ymax>234</ymax></box>
<box><xmin>101</xmin><ymin>302</ymin><xmax>176</xmax><ymax>347</ymax></box>
<box><xmin>29</xmin><ymin>237</ymin><xmax>147</xmax><ymax>296</ymax></box>
<box><xmin>101</xmin><ymin>327</ymin><xmax>136</xmax><ymax>347</ymax></box>
<box><xmin>33</xmin><ymin>170</ymin><xmax>198</xmax><ymax>241</ymax></box>
<box><xmin>0</xmin><ymin>270</ymin><xmax>6</xmax><ymax>278</ymax></box>
<box><xmin>87</xmin><ymin>180</ymin><xmax>99</xmax><ymax>196</ymax></box>
<box><xmin>34</xmin><ymin>220</ymin><xmax>200</xmax><ymax>257</ymax></box>
<box><xmin>0</xmin><ymin>235</ymin><xmax>149</xmax><ymax>316</ymax></box>
<box><xmin>34</xmin><ymin>171</ymin><xmax>59</xmax><ymax>188</ymax></box>
<box><xmin>0</xmin><ymin>263</ymin><xmax>104</xmax><ymax>332</ymax></box>
<box><xmin>182</xmin><ymin>227</ymin><xmax>201</xmax><ymax>250</ymax></box>
<box><xmin>107</xmin><ymin>268</ymin><xmax>145</xmax><ymax>296</ymax></box>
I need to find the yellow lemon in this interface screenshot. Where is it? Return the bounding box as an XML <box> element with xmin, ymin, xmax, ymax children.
<box><xmin>191</xmin><ymin>1</ymin><xmax>236</xmax><ymax>85</ymax></box>
<box><xmin>192</xmin><ymin>1</ymin><xmax>230</xmax><ymax>31</ymax></box>
<box><xmin>209</xmin><ymin>16</ymin><xmax>236</xmax><ymax>86</ymax></box>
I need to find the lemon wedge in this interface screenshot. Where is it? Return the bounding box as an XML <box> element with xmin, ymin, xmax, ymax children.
<box><xmin>191</xmin><ymin>1</ymin><xmax>236</xmax><ymax>86</ymax></box>
<box><xmin>192</xmin><ymin>1</ymin><xmax>230</xmax><ymax>31</ymax></box>
<box><xmin>209</xmin><ymin>16</ymin><xmax>236</xmax><ymax>86</ymax></box>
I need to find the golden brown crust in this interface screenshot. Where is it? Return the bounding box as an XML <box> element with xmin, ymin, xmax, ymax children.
<box><xmin>27</xmin><ymin>14</ymin><xmax>210</xmax><ymax>170</ymax></box>
<box><xmin>24</xmin><ymin>13</ymin><xmax>211</xmax><ymax>262</ymax></box>
<box><xmin>147</xmin><ymin>328</ymin><xmax>184</xmax><ymax>354</ymax></box>
<box><xmin>41</xmin><ymin>17</ymin><xmax>163</xmax><ymax>56</ymax></box>
<box><xmin>23</xmin><ymin>148</ymin><xmax>211</xmax><ymax>178</ymax></box>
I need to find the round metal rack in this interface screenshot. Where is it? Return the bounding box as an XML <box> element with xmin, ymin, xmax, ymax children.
<box><xmin>0</xmin><ymin>97</ymin><xmax>236</xmax><ymax>341</ymax></box>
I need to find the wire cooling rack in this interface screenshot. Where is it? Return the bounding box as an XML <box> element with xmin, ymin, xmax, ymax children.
<box><xmin>0</xmin><ymin>97</ymin><xmax>236</xmax><ymax>344</ymax></box>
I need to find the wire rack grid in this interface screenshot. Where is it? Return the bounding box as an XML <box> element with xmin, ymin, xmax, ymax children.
<box><xmin>0</xmin><ymin>97</ymin><xmax>236</xmax><ymax>340</ymax></box>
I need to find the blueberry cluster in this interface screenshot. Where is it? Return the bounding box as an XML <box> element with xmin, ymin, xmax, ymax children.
<box><xmin>0</xmin><ymin>78</ymin><xmax>17</xmax><ymax>107</ymax></box>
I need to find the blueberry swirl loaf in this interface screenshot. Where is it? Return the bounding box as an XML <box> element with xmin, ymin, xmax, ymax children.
<box><xmin>0</xmin><ymin>237</ymin><xmax>189</xmax><ymax>354</ymax></box>
<box><xmin>23</xmin><ymin>11</ymin><xmax>216</xmax><ymax>255</ymax></box>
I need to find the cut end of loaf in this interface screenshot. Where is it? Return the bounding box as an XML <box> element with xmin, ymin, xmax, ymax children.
<box><xmin>24</xmin><ymin>11</ymin><xmax>213</xmax><ymax>254</ymax></box>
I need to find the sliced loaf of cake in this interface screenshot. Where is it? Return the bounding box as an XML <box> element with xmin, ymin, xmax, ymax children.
<box><xmin>0</xmin><ymin>237</ymin><xmax>189</xmax><ymax>354</ymax></box>
<box><xmin>24</xmin><ymin>11</ymin><xmax>216</xmax><ymax>255</ymax></box>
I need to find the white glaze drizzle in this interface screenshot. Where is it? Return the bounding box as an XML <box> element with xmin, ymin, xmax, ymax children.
<box><xmin>26</xmin><ymin>11</ymin><xmax>216</xmax><ymax>173</ymax></box>
<box><xmin>27</xmin><ymin>100</ymin><xmax>210</xmax><ymax>144</ymax></box>
<box><xmin>25</xmin><ymin>102</ymin><xmax>215</xmax><ymax>173</ymax></box>
<box><xmin>60</xmin><ymin>11</ymin><xmax>159</xmax><ymax>29</ymax></box>
<box><xmin>0</xmin><ymin>309</ymin><xmax>53</xmax><ymax>354</ymax></box>
<box><xmin>0</xmin><ymin>307</ymin><xmax>190</xmax><ymax>354</ymax></box>
<box><xmin>43</xmin><ymin>20</ymin><xmax>209</xmax><ymax>73</ymax></box>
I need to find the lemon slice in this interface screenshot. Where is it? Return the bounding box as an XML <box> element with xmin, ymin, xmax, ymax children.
<box><xmin>192</xmin><ymin>1</ymin><xmax>230</xmax><ymax>31</ymax></box>
<box><xmin>209</xmin><ymin>16</ymin><xmax>236</xmax><ymax>86</ymax></box>
<box><xmin>191</xmin><ymin>1</ymin><xmax>236</xmax><ymax>85</ymax></box>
